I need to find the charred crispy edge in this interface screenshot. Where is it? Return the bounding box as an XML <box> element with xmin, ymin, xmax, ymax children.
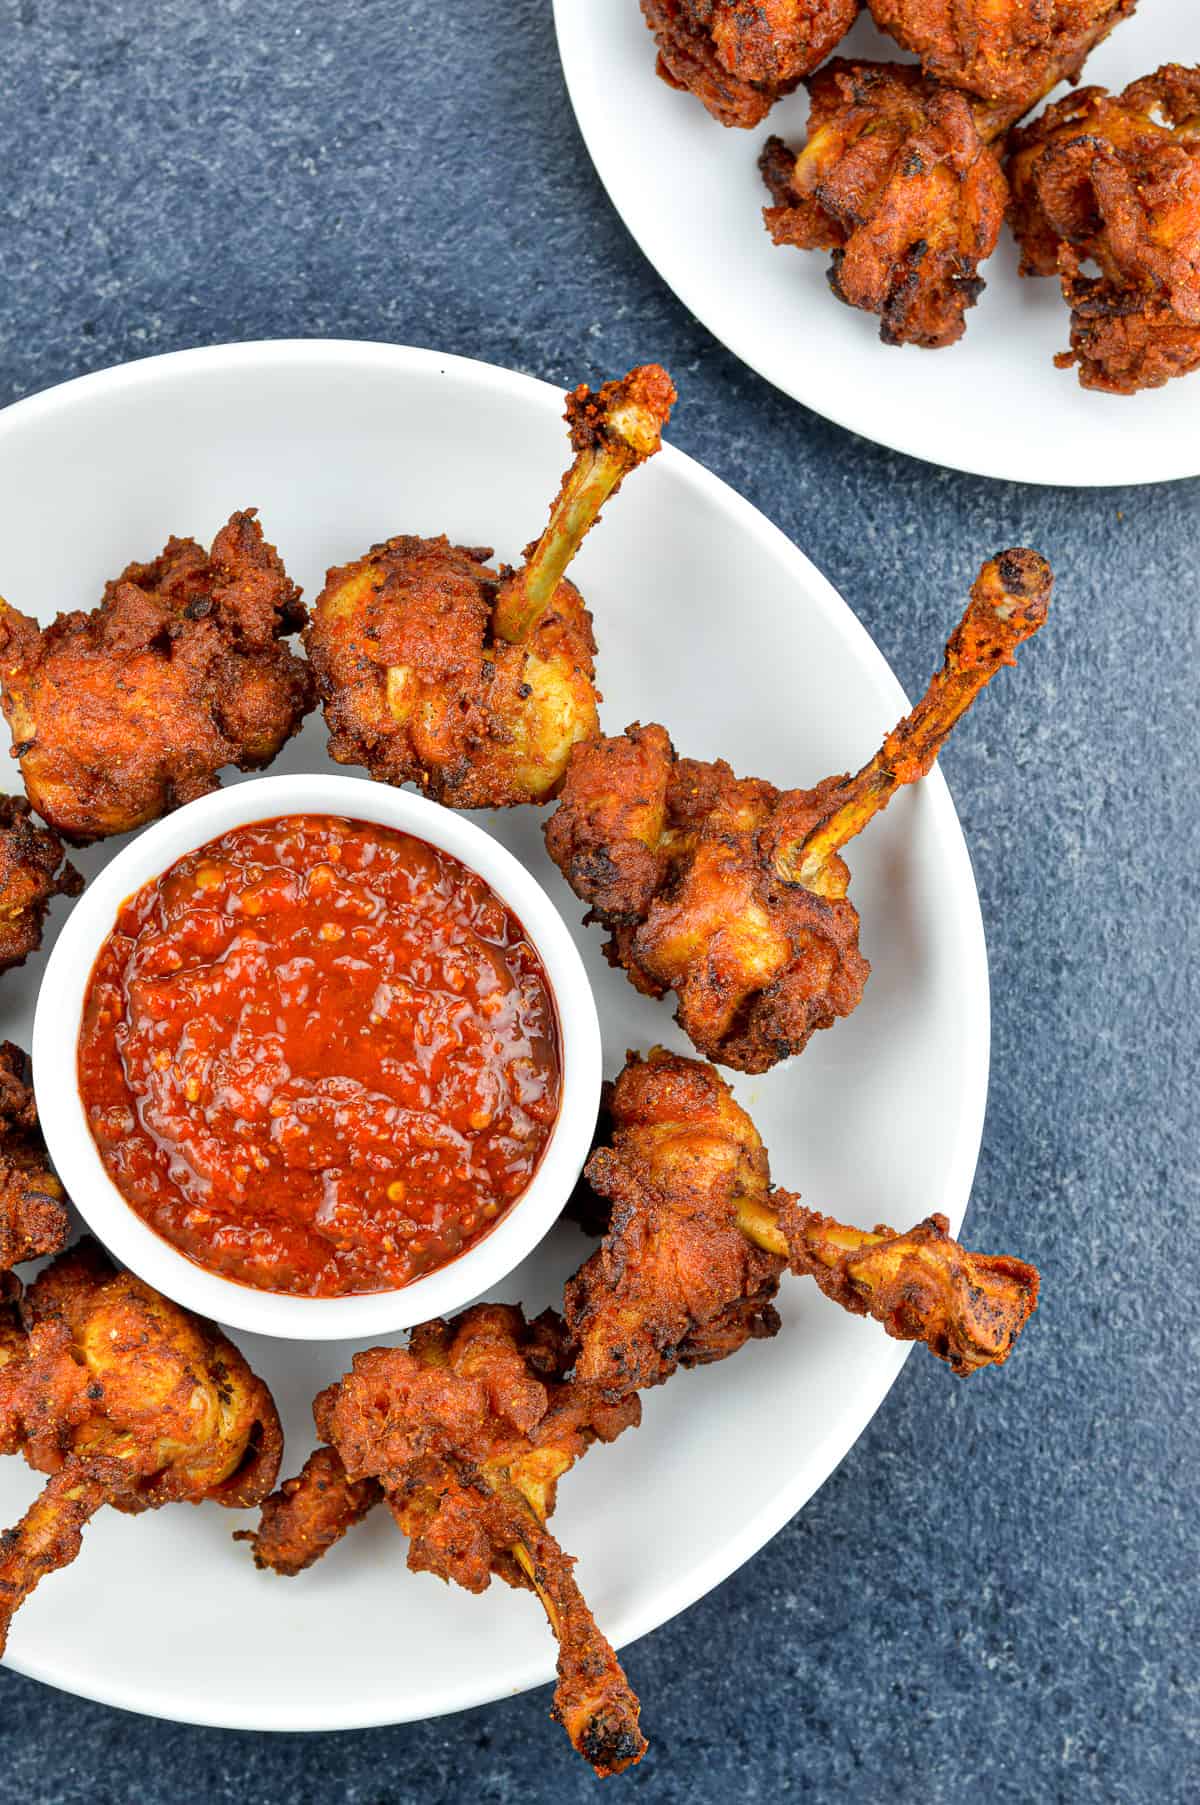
<box><xmin>492</xmin><ymin>365</ymin><xmax>676</xmax><ymax>644</ymax></box>
<box><xmin>785</xmin><ymin>550</ymin><xmax>1051</xmax><ymax>887</ymax></box>
<box><xmin>760</xmin><ymin>131</ymin><xmax>803</xmax><ymax>209</ymax></box>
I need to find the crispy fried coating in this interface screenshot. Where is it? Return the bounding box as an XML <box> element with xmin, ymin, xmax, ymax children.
<box><xmin>0</xmin><ymin>510</ymin><xmax>312</xmax><ymax>843</ymax></box>
<box><xmin>305</xmin><ymin>366</ymin><xmax>675</xmax><ymax>810</ymax></box>
<box><xmin>546</xmin><ymin>552</ymin><xmax>1051</xmax><ymax>1073</ymax></box>
<box><xmin>0</xmin><ymin>1239</ymin><xmax>282</xmax><ymax>1653</ymax></box>
<box><xmin>867</xmin><ymin>0</ymin><xmax>1137</xmax><ymax>112</ymax></box>
<box><xmin>1047</xmin><ymin>283</ymin><xmax>1200</xmax><ymax>393</ymax></box>
<box><xmin>573</xmin><ymin>1050</ymin><xmax>1040</xmax><ymax>1384</ymax></box>
<box><xmin>237</xmin><ymin>1444</ymin><xmax>382</xmax><ymax>1577</ymax></box>
<box><xmin>567</xmin><ymin>1053</ymin><xmax>785</xmax><ymax>1395</ymax></box>
<box><xmin>0</xmin><ymin>797</ymin><xmax>81</xmax><ymax>973</ymax></box>
<box><xmin>761</xmin><ymin>60</ymin><xmax>1009</xmax><ymax>347</ymax></box>
<box><xmin>1007</xmin><ymin>65</ymin><xmax>1200</xmax><ymax>393</ymax></box>
<box><xmin>0</xmin><ymin>1042</ymin><xmax>68</xmax><ymax>1271</ymax></box>
<box><xmin>640</xmin><ymin>0</ymin><xmax>859</xmax><ymax>127</ymax></box>
<box><xmin>310</xmin><ymin>1307</ymin><xmax>644</xmax><ymax>1775</ymax></box>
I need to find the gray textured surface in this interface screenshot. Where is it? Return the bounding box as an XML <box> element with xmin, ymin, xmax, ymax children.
<box><xmin>0</xmin><ymin>1</ymin><xmax>1197</xmax><ymax>1800</ymax></box>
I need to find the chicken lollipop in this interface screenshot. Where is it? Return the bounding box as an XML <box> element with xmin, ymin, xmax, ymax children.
<box><xmin>640</xmin><ymin>0</ymin><xmax>859</xmax><ymax>128</ymax></box>
<box><xmin>0</xmin><ymin>509</ymin><xmax>311</xmax><ymax>843</ymax></box>
<box><xmin>569</xmin><ymin>1048</ymin><xmax>1040</xmax><ymax>1392</ymax></box>
<box><xmin>1007</xmin><ymin>65</ymin><xmax>1200</xmax><ymax>393</ymax></box>
<box><xmin>241</xmin><ymin>1048</ymin><xmax>1039</xmax><ymax>1770</ymax></box>
<box><xmin>244</xmin><ymin>1306</ymin><xmax>645</xmax><ymax>1777</ymax></box>
<box><xmin>867</xmin><ymin>0</ymin><xmax>1138</xmax><ymax>114</ymax></box>
<box><xmin>760</xmin><ymin>60</ymin><xmax>1009</xmax><ymax>347</ymax></box>
<box><xmin>305</xmin><ymin>366</ymin><xmax>676</xmax><ymax>810</ymax></box>
<box><xmin>546</xmin><ymin>549</ymin><xmax>1050</xmax><ymax>1073</ymax></box>
<box><xmin>0</xmin><ymin>1239</ymin><xmax>282</xmax><ymax>1653</ymax></box>
<box><xmin>0</xmin><ymin>1042</ymin><xmax>68</xmax><ymax>1271</ymax></box>
<box><xmin>0</xmin><ymin>795</ymin><xmax>81</xmax><ymax>974</ymax></box>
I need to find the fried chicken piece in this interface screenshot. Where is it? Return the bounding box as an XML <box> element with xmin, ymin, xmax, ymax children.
<box><xmin>0</xmin><ymin>1042</ymin><xmax>68</xmax><ymax>1271</ymax></box>
<box><xmin>566</xmin><ymin>1050</ymin><xmax>784</xmax><ymax>1394</ymax></box>
<box><xmin>640</xmin><ymin>0</ymin><xmax>859</xmax><ymax>128</ymax></box>
<box><xmin>305</xmin><ymin>366</ymin><xmax>676</xmax><ymax>810</ymax></box>
<box><xmin>571</xmin><ymin>1050</ymin><xmax>1039</xmax><ymax>1388</ymax></box>
<box><xmin>0</xmin><ymin>510</ymin><xmax>312</xmax><ymax>843</ymax></box>
<box><xmin>760</xmin><ymin>60</ymin><xmax>1010</xmax><ymax>347</ymax></box>
<box><xmin>242</xmin><ymin>1041</ymin><xmax>1038</xmax><ymax>1763</ymax></box>
<box><xmin>867</xmin><ymin>0</ymin><xmax>1137</xmax><ymax>113</ymax></box>
<box><xmin>1007</xmin><ymin>65</ymin><xmax>1200</xmax><ymax>393</ymax></box>
<box><xmin>1045</xmin><ymin>283</ymin><xmax>1200</xmax><ymax>393</ymax></box>
<box><xmin>546</xmin><ymin>550</ymin><xmax>1050</xmax><ymax>1073</ymax></box>
<box><xmin>0</xmin><ymin>797</ymin><xmax>81</xmax><ymax>972</ymax></box>
<box><xmin>0</xmin><ymin>1238</ymin><xmax>282</xmax><ymax>1654</ymax></box>
<box><xmin>246</xmin><ymin>1305</ymin><xmax>644</xmax><ymax>1775</ymax></box>
<box><xmin>238</xmin><ymin>1444</ymin><xmax>382</xmax><ymax>1577</ymax></box>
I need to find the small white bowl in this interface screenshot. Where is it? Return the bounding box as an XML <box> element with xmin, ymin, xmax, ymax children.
<box><xmin>33</xmin><ymin>772</ymin><xmax>602</xmax><ymax>1341</ymax></box>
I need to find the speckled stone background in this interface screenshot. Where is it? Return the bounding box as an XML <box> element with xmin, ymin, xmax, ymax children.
<box><xmin>1</xmin><ymin>2</ymin><xmax>1196</xmax><ymax>1801</ymax></box>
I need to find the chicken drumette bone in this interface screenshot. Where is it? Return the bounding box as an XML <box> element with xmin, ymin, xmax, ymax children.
<box><xmin>0</xmin><ymin>1239</ymin><xmax>283</xmax><ymax>1654</ymax></box>
<box><xmin>0</xmin><ymin>509</ymin><xmax>311</xmax><ymax>844</ymax></box>
<box><xmin>304</xmin><ymin>365</ymin><xmax>676</xmax><ymax>809</ymax></box>
<box><xmin>243</xmin><ymin>1305</ymin><xmax>645</xmax><ymax>1776</ymax></box>
<box><xmin>546</xmin><ymin>549</ymin><xmax>1051</xmax><ymax>1074</ymax></box>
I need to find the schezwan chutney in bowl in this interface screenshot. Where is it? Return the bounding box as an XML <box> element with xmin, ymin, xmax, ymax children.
<box><xmin>77</xmin><ymin>813</ymin><xmax>563</xmax><ymax>1298</ymax></box>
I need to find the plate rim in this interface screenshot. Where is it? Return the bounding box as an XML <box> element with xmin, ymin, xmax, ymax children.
<box><xmin>552</xmin><ymin>3</ymin><xmax>1200</xmax><ymax>489</ymax></box>
<box><xmin>0</xmin><ymin>337</ymin><xmax>991</xmax><ymax>1730</ymax></box>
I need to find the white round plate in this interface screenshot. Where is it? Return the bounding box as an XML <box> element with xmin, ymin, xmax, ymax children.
<box><xmin>554</xmin><ymin>4</ymin><xmax>1198</xmax><ymax>486</ymax></box>
<box><xmin>0</xmin><ymin>340</ymin><xmax>988</xmax><ymax>1730</ymax></box>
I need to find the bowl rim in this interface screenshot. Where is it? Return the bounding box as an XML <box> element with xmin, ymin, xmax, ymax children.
<box><xmin>32</xmin><ymin>771</ymin><xmax>603</xmax><ymax>1340</ymax></box>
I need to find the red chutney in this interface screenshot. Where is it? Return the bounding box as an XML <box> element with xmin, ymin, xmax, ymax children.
<box><xmin>77</xmin><ymin>814</ymin><xmax>562</xmax><ymax>1297</ymax></box>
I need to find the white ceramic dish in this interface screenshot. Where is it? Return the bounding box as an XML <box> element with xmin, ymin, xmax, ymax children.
<box><xmin>0</xmin><ymin>339</ymin><xmax>989</xmax><ymax>1731</ymax></box>
<box><xmin>32</xmin><ymin>771</ymin><xmax>603</xmax><ymax>1342</ymax></box>
<box><xmin>554</xmin><ymin>3</ymin><xmax>1199</xmax><ymax>486</ymax></box>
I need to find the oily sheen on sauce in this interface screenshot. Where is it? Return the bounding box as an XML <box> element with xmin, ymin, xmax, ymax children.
<box><xmin>76</xmin><ymin>813</ymin><xmax>562</xmax><ymax>1297</ymax></box>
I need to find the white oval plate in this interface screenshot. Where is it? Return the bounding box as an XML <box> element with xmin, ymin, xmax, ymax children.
<box><xmin>0</xmin><ymin>340</ymin><xmax>988</xmax><ymax>1730</ymax></box>
<box><xmin>554</xmin><ymin>4</ymin><xmax>1199</xmax><ymax>486</ymax></box>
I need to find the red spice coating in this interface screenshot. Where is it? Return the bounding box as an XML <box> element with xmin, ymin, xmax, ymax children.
<box><xmin>77</xmin><ymin>815</ymin><xmax>561</xmax><ymax>1297</ymax></box>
